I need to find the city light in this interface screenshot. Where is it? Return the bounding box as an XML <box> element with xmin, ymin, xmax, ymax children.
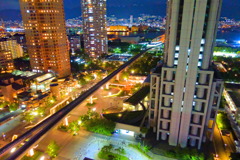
<box><xmin>40</xmin><ymin>156</ymin><xmax>45</xmax><ymax>160</ymax></box>
<box><xmin>10</xmin><ymin>147</ymin><xmax>16</xmax><ymax>153</ymax></box>
<box><xmin>32</xmin><ymin>111</ymin><xmax>38</xmax><ymax>116</ymax></box>
<box><xmin>78</xmin><ymin>120</ymin><xmax>82</xmax><ymax>125</ymax></box>
<box><xmin>29</xmin><ymin>148</ymin><xmax>34</xmax><ymax>156</ymax></box>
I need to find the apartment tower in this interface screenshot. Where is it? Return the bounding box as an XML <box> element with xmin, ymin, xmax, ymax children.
<box><xmin>19</xmin><ymin>0</ymin><xmax>71</xmax><ymax>77</ymax></box>
<box><xmin>0</xmin><ymin>50</ymin><xmax>14</xmax><ymax>73</ymax></box>
<box><xmin>81</xmin><ymin>0</ymin><xmax>108</xmax><ymax>58</ymax></box>
<box><xmin>149</xmin><ymin>0</ymin><xmax>224</xmax><ymax>149</ymax></box>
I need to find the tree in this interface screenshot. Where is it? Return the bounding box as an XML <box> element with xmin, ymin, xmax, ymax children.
<box><xmin>45</xmin><ymin>96</ymin><xmax>56</xmax><ymax>108</ymax></box>
<box><xmin>0</xmin><ymin>101</ymin><xmax>8</xmax><ymax>110</ymax></box>
<box><xmin>102</xmin><ymin>144</ymin><xmax>113</xmax><ymax>152</ymax></box>
<box><xmin>78</xmin><ymin>76</ymin><xmax>87</xmax><ymax>86</ymax></box>
<box><xmin>121</xmin><ymin>71</ymin><xmax>130</xmax><ymax>80</ymax></box>
<box><xmin>22</xmin><ymin>112</ymin><xmax>35</xmax><ymax>124</ymax></box>
<box><xmin>87</xmin><ymin>108</ymin><xmax>99</xmax><ymax>119</ymax></box>
<box><xmin>46</xmin><ymin>140</ymin><xmax>60</xmax><ymax>158</ymax></box>
<box><xmin>115</xmin><ymin>147</ymin><xmax>126</xmax><ymax>155</ymax></box>
<box><xmin>113</xmin><ymin>47</ymin><xmax>121</xmax><ymax>53</ymax></box>
<box><xmin>36</xmin><ymin>107</ymin><xmax>46</xmax><ymax>116</ymax></box>
<box><xmin>69</xmin><ymin>120</ymin><xmax>80</xmax><ymax>135</ymax></box>
<box><xmin>85</xmin><ymin>118</ymin><xmax>115</xmax><ymax>136</ymax></box>
<box><xmin>8</xmin><ymin>103</ymin><xmax>19</xmax><ymax>112</ymax></box>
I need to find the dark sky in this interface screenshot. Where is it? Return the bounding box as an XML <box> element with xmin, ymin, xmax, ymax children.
<box><xmin>0</xmin><ymin>0</ymin><xmax>239</xmax><ymax>20</ymax></box>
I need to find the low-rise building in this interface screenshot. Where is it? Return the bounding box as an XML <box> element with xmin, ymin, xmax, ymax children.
<box><xmin>0</xmin><ymin>38</ymin><xmax>23</xmax><ymax>59</ymax></box>
<box><xmin>120</xmin><ymin>36</ymin><xmax>141</xmax><ymax>44</ymax></box>
<box><xmin>0</xmin><ymin>74</ymin><xmax>26</xmax><ymax>102</ymax></box>
<box><xmin>0</xmin><ymin>50</ymin><xmax>14</xmax><ymax>73</ymax></box>
<box><xmin>224</xmin><ymin>83</ymin><xmax>240</xmax><ymax>118</ymax></box>
<box><xmin>107</xmin><ymin>26</ymin><xmax>129</xmax><ymax>32</ymax></box>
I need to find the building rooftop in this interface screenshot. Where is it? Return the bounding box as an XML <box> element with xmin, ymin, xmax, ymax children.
<box><xmin>124</xmin><ymin>85</ymin><xmax>150</xmax><ymax>106</ymax></box>
<box><xmin>225</xmin><ymin>83</ymin><xmax>240</xmax><ymax>108</ymax></box>
<box><xmin>0</xmin><ymin>73</ymin><xmax>14</xmax><ymax>80</ymax></box>
<box><xmin>103</xmin><ymin>110</ymin><xmax>146</xmax><ymax>126</ymax></box>
<box><xmin>32</xmin><ymin>93</ymin><xmax>49</xmax><ymax>101</ymax></box>
<box><xmin>12</xmin><ymin>83</ymin><xmax>25</xmax><ymax>90</ymax></box>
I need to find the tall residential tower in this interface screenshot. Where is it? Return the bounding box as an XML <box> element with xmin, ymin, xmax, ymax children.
<box><xmin>81</xmin><ymin>0</ymin><xmax>108</xmax><ymax>58</ymax></box>
<box><xmin>149</xmin><ymin>0</ymin><xmax>223</xmax><ymax>149</ymax></box>
<box><xmin>19</xmin><ymin>0</ymin><xmax>71</xmax><ymax>77</ymax></box>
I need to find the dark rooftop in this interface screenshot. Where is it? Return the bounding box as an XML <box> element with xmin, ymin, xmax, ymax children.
<box><xmin>225</xmin><ymin>83</ymin><xmax>240</xmax><ymax>108</ymax></box>
<box><xmin>0</xmin><ymin>73</ymin><xmax>14</xmax><ymax>80</ymax></box>
<box><xmin>124</xmin><ymin>85</ymin><xmax>150</xmax><ymax>106</ymax></box>
<box><xmin>32</xmin><ymin>93</ymin><xmax>49</xmax><ymax>101</ymax></box>
<box><xmin>12</xmin><ymin>83</ymin><xmax>25</xmax><ymax>90</ymax></box>
<box><xmin>228</xmin><ymin>92</ymin><xmax>240</xmax><ymax>108</ymax></box>
<box><xmin>103</xmin><ymin>110</ymin><xmax>146</xmax><ymax>126</ymax></box>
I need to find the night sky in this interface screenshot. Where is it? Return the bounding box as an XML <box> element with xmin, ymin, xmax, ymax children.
<box><xmin>0</xmin><ymin>0</ymin><xmax>240</xmax><ymax>20</ymax></box>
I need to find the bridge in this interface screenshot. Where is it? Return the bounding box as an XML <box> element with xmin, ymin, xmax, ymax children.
<box><xmin>0</xmin><ymin>48</ymin><xmax>155</xmax><ymax>159</ymax></box>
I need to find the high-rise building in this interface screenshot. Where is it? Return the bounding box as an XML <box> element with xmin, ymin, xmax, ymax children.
<box><xmin>0</xmin><ymin>19</ymin><xmax>6</xmax><ymax>38</ymax></box>
<box><xmin>149</xmin><ymin>0</ymin><xmax>224</xmax><ymax>149</ymax></box>
<box><xmin>0</xmin><ymin>50</ymin><xmax>14</xmax><ymax>73</ymax></box>
<box><xmin>19</xmin><ymin>0</ymin><xmax>71</xmax><ymax>77</ymax></box>
<box><xmin>81</xmin><ymin>0</ymin><xmax>108</xmax><ymax>58</ymax></box>
<box><xmin>0</xmin><ymin>38</ymin><xmax>24</xmax><ymax>59</ymax></box>
<box><xmin>129</xmin><ymin>15</ymin><xmax>133</xmax><ymax>28</ymax></box>
<box><xmin>69</xmin><ymin>35</ymin><xmax>81</xmax><ymax>54</ymax></box>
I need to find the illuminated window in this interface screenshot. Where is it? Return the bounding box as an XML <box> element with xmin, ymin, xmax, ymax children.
<box><xmin>174</xmin><ymin>60</ymin><xmax>178</xmax><ymax>65</ymax></box>
<box><xmin>175</xmin><ymin>46</ymin><xmax>180</xmax><ymax>51</ymax></box>
<box><xmin>89</xmin><ymin>17</ymin><xmax>93</xmax><ymax>22</ymax></box>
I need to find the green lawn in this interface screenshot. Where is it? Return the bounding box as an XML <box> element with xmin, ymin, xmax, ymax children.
<box><xmin>98</xmin><ymin>150</ymin><xmax>128</xmax><ymax>160</ymax></box>
<box><xmin>128</xmin><ymin>143</ymin><xmax>152</xmax><ymax>159</ymax></box>
<box><xmin>216</xmin><ymin>112</ymin><xmax>231</xmax><ymax>130</ymax></box>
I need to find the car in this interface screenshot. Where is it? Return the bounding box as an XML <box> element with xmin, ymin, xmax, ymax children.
<box><xmin>221</xmin><ymin>130</ymin><xmax>230</xmax><ymax>136</ymax></box>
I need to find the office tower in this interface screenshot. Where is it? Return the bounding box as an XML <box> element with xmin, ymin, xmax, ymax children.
<box><xmin>0</xmin><ymin>38</ymin><xmax>24</xmax><ymax>59</ymax></box>
<box><xmin>69</xmin><ymin>35</ymin><xmax>81</xmax><ymax>54</ymax></box>
<box><xmin>81</xmin><ymin>0</ymin><xmax>108</xmax><ymax>58</ymax></box>
<box><xmin>0</xmin><ymin>19</ymin><xmax>6</xmax><ymax>38</ymax></box>
<box><xmin>19</xmin><ymin>0</ymin><xmax>71</xmax><ymax>77</ymax></box>
<box><xmin>0</xmin><ymin>50</ymin><xmax>14</xmax><ymax>73</ymax></box>
<box><xmin>149</xmin><ymin>0</ymin><xmax>223</xmax><ymax>149</ymax></box>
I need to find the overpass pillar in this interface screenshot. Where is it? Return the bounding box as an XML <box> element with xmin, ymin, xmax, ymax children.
<box><xmin>64</xmin><ymin>116</ymin><xmax>70</xmax><ymax>126</ymax></box>
<box><xmin>106</xmin><ymin>83</ymin><xmax>109</xmax><ymax>90</ymax></box>
<box><xmin>28</xmin><ymin>148</ymin><xmax>34</xmax><ymax>157</ymax></box>
<box><xmin>90</xmin><ymin>95</ymin><xmax>94</xmax><ymax>104</ymax></box>
<box><xmin>116</xmin><ymin>73</ymin><xmax>120</xmax><ymax>81</ymax></box>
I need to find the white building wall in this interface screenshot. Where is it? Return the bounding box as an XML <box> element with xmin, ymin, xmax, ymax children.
<box><xmin>150</xmin><ymin>0</ymin><xmax>223</xmax><ymax>149</ymax></box>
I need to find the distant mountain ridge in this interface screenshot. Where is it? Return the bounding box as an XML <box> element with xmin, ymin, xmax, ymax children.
<box><xmin>0</xmin><ymin>0</ymin><xmax>239</xmax><ymax>21</ymax></box>
<box><xmin>0</xmin><ymin>1</ymin><xmax>166</xmax><ymax>21</ymax></box>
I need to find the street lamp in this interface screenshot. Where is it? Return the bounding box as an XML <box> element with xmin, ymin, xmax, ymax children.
<box><xmin>78</xmin><ymin>120</ymin><xmax>82</xmax><ymax>125</ymax></box>
<box><xmin>40</xmin><ymin>156</ymin><xmax>45</xmax><ymax>160</ymax></box>
<box><xmin>29</xmin><ymin>148</ymin><xmax>34</xmax><ymax>156</ymax></box>
<box><xmin>10</xmin><ymin>147</ymin><xmax>16</xmax><ymax>153</ymax></box>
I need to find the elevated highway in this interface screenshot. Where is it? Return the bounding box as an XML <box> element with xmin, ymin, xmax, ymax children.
<box><xmin>0</xmin><ymin>48</ymin><xmax>154</xmax><ymax>159</ymax></box>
